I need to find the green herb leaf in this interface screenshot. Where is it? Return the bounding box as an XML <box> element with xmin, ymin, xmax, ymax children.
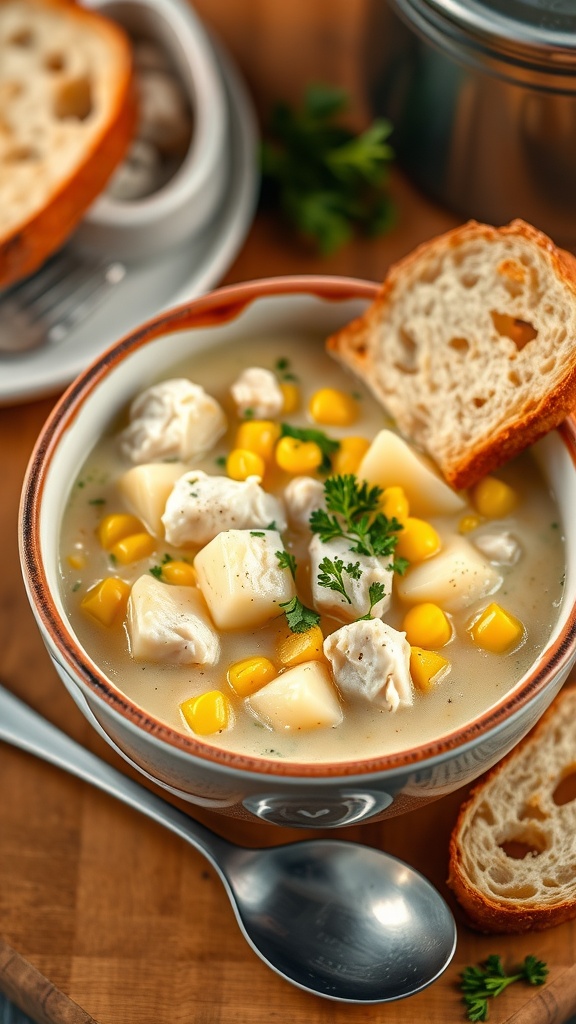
<box><xmin>309</xmin><ymin>474</ymin><xmax>405</xmax><ymax>564</ymax></box>
<box><xmin>275</xmin><ymin>550</ymin><xmax>297</xmax><ymax>580</ymax></box>
<box><xmin>357</xmin><ymin>581</ymin><xmax>387</xmax><ymax>620</ymax></box>
<box><xmin>280</xmin><ymin>422</ymin><xmax>340</xmax><ymax>473</ymax></box>
<box><xmin>279</xmin><ymin>595</ymin><xmax>321</xmax><ymax>634</ymax></box>
<box><xmin>460</xmin><ymin>955</ymin><xmax>548</xmax><ymax>1021</ymax></box>
<box><xmin>317</xmin><ymin>555</ymin><xmax>361</xmax><ymax>604</ymax></box>
<box><xmin>260</xmin><ymin>84</ymin><xmax>395</xmax><ymax>254</ymax></box>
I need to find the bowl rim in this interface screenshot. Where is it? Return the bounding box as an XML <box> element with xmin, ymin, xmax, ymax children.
<box><xmin>19</xmin><ymin>274</ymin><xmax>576</xmax><ymax>779</ymax></box>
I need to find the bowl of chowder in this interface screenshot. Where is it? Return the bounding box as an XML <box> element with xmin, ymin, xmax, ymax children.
<box><xmin>19</xmin><ymin>277</ymin><xmax>576</xmax><ymax>828</ymax></box>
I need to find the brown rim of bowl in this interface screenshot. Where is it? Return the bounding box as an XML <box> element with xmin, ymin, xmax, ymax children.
<box><xmin>20</xmin><ymin>275</ymin><xmax>576</xmax><ymax>779</ymax></box>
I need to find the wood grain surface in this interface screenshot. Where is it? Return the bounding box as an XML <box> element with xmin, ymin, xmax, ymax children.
<box><xmin>2</xmin><ymin>2</ymin><xmax>576</xmax><ymax>1023</ymax></box>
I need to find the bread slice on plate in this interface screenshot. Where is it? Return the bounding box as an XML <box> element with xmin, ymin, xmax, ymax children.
<box><xmin>0</xmin><ymin>0</ymin><xmax>137</xmax><ymax>288</ymax></box>
<box><xmin>447</xmin><ymin>685</ymin><xmax>576</xmax><ymax>933</ymax></box>
<box><xmin>327</xmin><ymin>219</ymin><xmax>576</xmax><ymax>490</ymax></box>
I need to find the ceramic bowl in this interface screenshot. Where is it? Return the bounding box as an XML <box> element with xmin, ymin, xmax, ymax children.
<box><xmin>77</xmin><ymin>0</ymin><xmax>228</xmax><ymax>259</ymax></box>
<box><xmin>19</xmin><ymin>278</ymin><xmax>576</xmax><ymax>828</ymax></box>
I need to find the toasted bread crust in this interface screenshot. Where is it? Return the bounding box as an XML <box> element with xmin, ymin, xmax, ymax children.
<box><xmin>0</xmin><ymin>0</ymin><xmax>137</xmax><ymax>288</ymax></box>
<box><xmin>328</xmin><ymin>219</ymin><xmax>576</xmax><ymax>490</ymax></box>
<box><xmin>447</xmin><ymin>686</ymin><xmax>576</xmax><ymax>933</ymax></box>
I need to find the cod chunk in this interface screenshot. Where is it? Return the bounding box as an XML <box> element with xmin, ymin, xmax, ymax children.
<box><xmin>127</xmin><ymin>574</ymin><xmax>220</xmax><ymax>665</ymax></box>
<box><xmin>323</xmin><ymin>618</ymin><xmax>413</xmax><ymax>712</ymax></box>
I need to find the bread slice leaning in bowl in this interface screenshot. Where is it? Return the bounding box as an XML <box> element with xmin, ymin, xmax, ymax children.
<box><xmin>0</xmin><ymin>0</ymin><xmax>137</xmax><ymax>288</ymax></box>
<box><xmin>327</xmin><ymin>219</ymin><xmax>576</xmax><ymax>490</ymax></box>
<box><xmin>447</xmin><ymin>685</ymin><xmax>576</xmax><ymax>933</ymax></box>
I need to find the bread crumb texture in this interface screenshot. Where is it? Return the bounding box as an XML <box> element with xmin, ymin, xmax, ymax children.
<box><xmin>0</xmin><ymin>0</ymin><xmax>133</xmax><ymax>239</ymax></box>
<box><xmin>448</xmin><ymin>685</ymin><xmax>576</xmax><ymax>932</ymax></box>
<box><xmin>328</xmin><ymin>220</ymin><xmax>576</xmax><ymax>490</ymax></box>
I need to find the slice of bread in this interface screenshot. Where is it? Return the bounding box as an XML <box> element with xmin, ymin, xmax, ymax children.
<box><xmin>0</xmin><ymin>0</ymin><xmax>136</xmax><ymax>287</ymax></box>
<box><xmin>447</xmin><ymin>685</ymin><xmax>576</xmax><ymax>933</ymax></box>
<box><xmin>327</xmin><ymin>219</ymin><xmax>576</xmax><ymax>490</ymax></box>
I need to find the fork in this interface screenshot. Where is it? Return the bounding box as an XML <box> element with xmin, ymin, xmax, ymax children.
<box><xmin>0</xmin><ymin>247</ymin><xmax>126</xmax><ymax>354</ymax></box>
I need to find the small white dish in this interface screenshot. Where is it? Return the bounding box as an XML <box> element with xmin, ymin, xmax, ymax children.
<box><xmin>0</xmin><ymin>37</ymin><xmax>258</xmax><ymax>406</ymax></box>
<box><xmin>77</xmin><ymin>0</ymin><xmax>229</xmax><ymax>259</ymax></box>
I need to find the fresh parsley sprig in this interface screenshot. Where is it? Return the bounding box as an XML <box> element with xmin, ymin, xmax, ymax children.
<box><xmin>317</xmin><ymin>556</ymin><xmax>362</xmax><ymax>604</ymax></box>
<box><xmin>310</xmin><ymin>474</ymin><xmax>407</xmax><ymax>571</ymax></box>
<box><xmin>460</xmin><ymin>955</ymin><xmax>548</xmax><ymax>1021</ymax></box>
<box><xmin>280</xmin><ymin>422</ymin><xmax>340</xmax><ymax>473</ymax></box>
<box><xmin>357</xmin><ymin>581</ymin><xmax>388</xmax><ymax>620</ymax></box>
<box><xmin>275</xmin><ymin>549</ymin><xmax>297</xmax><ymax>580</ymax></box>
<box><xmin>261</xmin><ymin>84</ymin><xmax>395</xmax><ymax>254</ymax></box>
<box><xmin>279</xmin><ymin>595</ymin><xmax>321</xmax><ymax>634</ymax></box>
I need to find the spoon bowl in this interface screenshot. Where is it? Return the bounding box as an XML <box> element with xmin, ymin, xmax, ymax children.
<box><xmin>0</xmin><ymin>684</ymin><xmax>456</xmax><ymax>1003</ymax></box>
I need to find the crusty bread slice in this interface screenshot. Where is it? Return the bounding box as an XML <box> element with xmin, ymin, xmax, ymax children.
<box><xmin>327</xmin><ymin>220</ymin><xmax>576</xmax><ymax>490</ymax></box>
<box><xmin>447</xmin><ymin>685</ymin><xmax>576</xmax><ymax>933</ymax></box>
<box><xmin>0</xmin><ymin>0</ymin><xmax>136</xmax><ymax>287</ymax></box>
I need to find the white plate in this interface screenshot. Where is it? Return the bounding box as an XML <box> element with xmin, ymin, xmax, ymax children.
<box><xmin>0</xmin><ymin>38</ymin><xmax>259</xmax><ymax>406</ymax></box>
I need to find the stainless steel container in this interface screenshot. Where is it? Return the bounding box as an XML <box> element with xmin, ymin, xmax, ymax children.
<box><xmin>364</xmin><ymin>0</ymin><xmax>576</xmax><ymax>244</ymax></box>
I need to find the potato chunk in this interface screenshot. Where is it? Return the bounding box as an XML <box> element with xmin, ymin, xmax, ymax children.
<box><xmin>396</xmin><ymin>536</ymin><xmax>502</xmax><ymax>611</ymax></box>
<box><xmin>358</xmin><ymin>430</ymin><xmax>466</xmax><ymax>517</ymax></box>
<box><xmin>118</xmin><ymin>462</ymin><xmax>187</xmax><ymax>537</ymax></box>
<box><xmin>127</xmin><ymin>574</ymin><xmax>220</xmax><ymax>665</ymax></box>
<box><xmin>247</xmin><ymin>661</ymin><xmax>343</xmax><ymax>731</ymax></box>
<box><xmin>194</xmin><ymin>529</ymin><xmax>296</xmax><ymax>630</ymax></box>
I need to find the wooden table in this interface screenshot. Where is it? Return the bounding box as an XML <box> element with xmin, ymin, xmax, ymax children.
<box><xmin>2</xmin><ymin>3</ymin><xmax>576</xmax><ymax>1022</ymax></box>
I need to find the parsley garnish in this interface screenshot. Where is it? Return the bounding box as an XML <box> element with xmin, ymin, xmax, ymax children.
<box><xmin>317</xmin><ymin>555</ymin><xmax>361</xmax><ymax>604</ymax></box>
<box><xmin>275</xmin><ymin>357</ymin><xmax>289</xmax><ymax>372</ymax></box>
<box><xmin>250</xmin><ymin>531</ymin><xmax>266</xmax><ymax>537</ymax></box>
<box><xmin>280</xmin><ymin>422</ymin><xmax>340</xmax><ymax>473</ymax></box>
<box><xmin>149</xmin><ymin>553</ymin><xmax>173</xmax><ymax>580</ymax></box>
<box><xmin>88</xmin><ymin>498</ymin><xmax>106</xmax><ymax>506</ymax></box>
<box><xmin>275</xmin><ymin>550</ymin><xmax>297</xmax><ymax>580</ymax></box>
<box><xmin>460</xmin><ymin>955</ymin><xmax>548</xmax><ymax>1021</ymax></box>
<box><xmin>261</xmin><ymin>84</ymin><xmax>395</xmax><ymax>254</ymax></box>
<box><xmin>215</xmin><ymin>455</ymin><xmax>227</xmax><ymax>468</ymax></box>
<box><xmin>310</xmin><ymin>474</ymin><xmax>407</xmax><ymax>570</ymax></box>
<box><xmin>279</xmin><ymin>595</ymin><xmax>320</xmax><ymax>633</ymax></box>
<box><xmin>357</xmin><ymin>581</ymin><xmax>388</xmax><ymax>620</ymax></box>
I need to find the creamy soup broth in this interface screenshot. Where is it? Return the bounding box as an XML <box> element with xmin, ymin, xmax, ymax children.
<box><xmin>59</xmin><ymin>335</ymin><xmax>566</xmax><ymax>762</ymax></box>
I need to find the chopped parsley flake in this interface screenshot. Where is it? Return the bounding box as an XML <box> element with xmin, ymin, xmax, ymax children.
<box><xmin>279</xmin><ymin>595</ymin><xmax>321</xmax><ymax>633</ymax></box>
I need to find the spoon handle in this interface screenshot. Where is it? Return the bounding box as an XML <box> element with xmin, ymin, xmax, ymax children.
<box><xmin>502</xmin><ymin>965</ymin><xmax>576</xmax><ymax>1024</ymax></box>
<box><xmin>0</xmin><ymin>684</ymin><xmax>232</xmax><ymax>872</ymax></box>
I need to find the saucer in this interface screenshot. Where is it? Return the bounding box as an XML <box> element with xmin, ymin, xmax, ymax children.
<box><xmin>0</xmin><ymin>36</ymin><xmax>258</xmax><ymax>406</ymax></box>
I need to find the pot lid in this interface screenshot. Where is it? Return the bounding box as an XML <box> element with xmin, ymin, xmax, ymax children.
<box><xmin>413</xmin><ymin>0</ymin><xmax>576</xmax><ymax>65</ymax></box>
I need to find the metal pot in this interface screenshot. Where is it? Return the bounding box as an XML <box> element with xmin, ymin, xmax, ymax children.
<box><xmin>364</xmin><ymin>0</ymin><xmax>576</xmax><ymax>244</ymax></box>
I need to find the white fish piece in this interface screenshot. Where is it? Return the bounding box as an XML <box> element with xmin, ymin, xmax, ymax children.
<box><xmin>323</xmin><ymin>618</ymin><xmax>413</xmax><ymax>712</ymax></box>
<box><xmin>162</xmin><ymin>471</ymin><xmax>286</xmax><ymax>548</ymax></box>
<box><xmin>127</xmin><ymin>574</ymin><xmax>220</xmax><ymax>665</ymax></box>
<box><xmin>396</xmin><ymin>535</ymin><xmax>502</xmax><ymax>611</ymax></box>
<box><xmin>230</xmin><ymin>366</ymin><xmax>284</xmax><ymax>419</ymax></box>
<box><xmin>472</xmin><ymin>530</ymin><xmax>522</xmax><ymax>566</ymax></box>
<box><xmin>247</xmin><ymin>661</ymin><xmax>343</xmax><ymax>731</ymax></box>
<box><xmin>194</xmin><ymin>529</ymin><xmax>296</xmax><ymax>630</ymax></box>
<box><xmin>309</xmin><ymin>535</ymin><xmax>393</xmax><ymax>622</ymax></box>
<box><xmin>283</xmin><ymin>476</ymin><xmax>326</xmax><ymax>531</ymax></box>
<box><xmin>120</xmin><ymin>378</ymin><xmax>227</xmax><ymax>464</ymax></box>
<box><xmin>358</xmin><ymin>429</ymin><xmax>466</xmax><ymax>518</ymax></box>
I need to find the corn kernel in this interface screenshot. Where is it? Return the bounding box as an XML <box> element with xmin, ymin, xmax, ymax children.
<box><xmin>469</xmin><ymin>602</ymin><xmax>524</xmax><ymax>653</ymax></box>
<box><xmin>280</xmin><ymin>381</ymin><xmax>300</xmax><ymax>414</ymax></box>
<box><xmin>331</xmin><ymin>436</ymin><xmax>371</xmax><ymax>476</ymax></box>
<box><xmin>97</xmin><ymin>513</ymin><xmax>143</xmax><ymax>550</ymax></box>
<box><xmin>410</xmin><ymin>647</ymin><xmax>450</xmax><ymax>691</ymax></box>
<box><xmin>67</xmin><ymin>552</ymin><xmax>86</xmax><ymax>570</ymax></box>
<box><xmin>227</xmin><ymin>656</ymin><xmax>277</xmax><ymax>697</ymax></box>
<box><xmin>472</xmin><ymin>476</ymin><xmax>517</xmax><ymax>519</ymax></box>
<box><xmin>180</xmin><ymin>691</ymin><xmax>231</xmax><ymax>735</ymax></box>
<box><xmin>458</xmin><ymin>513</ymin><xmax>484</xmax><ymax>535</ymax></box>
<box><xmin>277</xmin><ymin>625</ymin><xmax>325</xmax><ymax>667</ymax></box>
<box><xmin>110</xmin><ymin>531</ymin><xmax>156</xmax><ymax>564</ymax></box>
<box><xmin>227</xmin><ymin>448</ymin><xmax>266</xmax><ymax>481</ymax></box>
<box><xmin>396</xmin><ymin>517</ymin><xmax>441</xmax><ymax>562</ymax></box>
<box><xmin>381</xmin><ymin>485</ymin><xmax>410</xmax><ymax>522</ymax></box>
<box><xmin>235</xmin><ymin>420</ymin><xmax>280</xmax><ymax>462</ymax></box>
<box><xmin>403</xmin><ymin>603</ymin><xmax>452</xmax><ymax>648</ymax></box>
<box><xmin>275</xmin><ymin>435</ymin><xmax>323</xmax><ymax>474</ymax></box>
<box><xmin>161</xmin><ymin>560</ymin><xmax>196</xmax><ymax>586</ymax></box>
<box><xmin>309</xmin><ymin>387</ymin><xmax>358</xmax><ymax>426</ymax></box>
<box><xmin>80</xmin><ymin>577</ymin><xmax>130</xmax><ymax>626</ymax></box>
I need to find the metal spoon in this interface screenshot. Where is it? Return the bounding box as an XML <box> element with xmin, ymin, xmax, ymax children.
<box><xmin>0</xmin><ymin>684</ymin><xmax>457</xmax><ymax>1003</ymax></box>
